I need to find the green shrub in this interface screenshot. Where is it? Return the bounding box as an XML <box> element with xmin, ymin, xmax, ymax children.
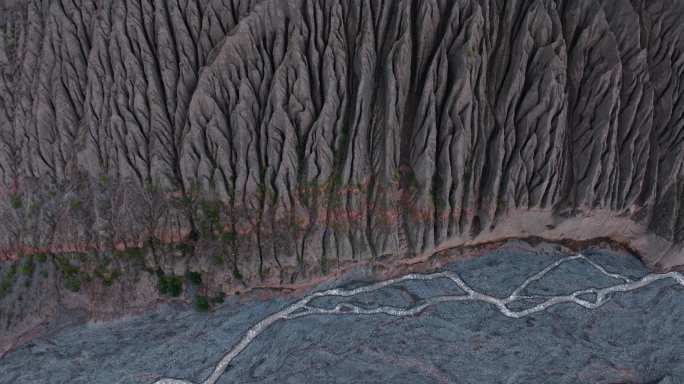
<box><xmin>158</xmin><ymin>275</ymin><xmax>183</xmax><ymax>297</ymax></box>
<box><xmin>145</xmin><ymin>237</ymin><xmax>161</xmax><ymax>249</ymax></box>
<box><xmin>186</xmin><ymin>271</ymin><xmax>202</xmax><ymax>286</ymax></box>
<box><xmin>21</xmin><ymin>256</ymin><xmax>35</xmax><ymax>278</ymax></box>
<box><xmin>54</xmin><ymin>255</ymin><xmax>79</xmax><ymax>277</ymax></box>
<box><xmin>337</xmin><ymin>129</ymin><xmax>349</xmax><ymax>158</ymax></box>
<box><xmin>9</xmin><ymin>193</ymin><xmax>22</xmax><ymax>209</ymax></box>
<box><xmin>28</xmin><ymin>201</ymin><xmax>40</xmax><ymax>213</ymax></box>
<box><xmin>0</xmin><ymin>264</ymin><xmax>18</xmax><ymax>297</ymax></box>
<box><xmin>220</xmin><ymin>231</ymin><xmax>236</xmax><ymax>243</ymax></box>
<box><xmin>198</xmin><ymin>200</ymin><xmax>222</xmax><ymax>236</ymax></box>
<box><xmin>176</xmin><ymin>242</ymin><xmax>194</xmax><ymax>255</ymax></box>
<box><xmin>179</xmin><ymin>194</ymin><xmax>193</xmax><ymax>209</ymax></box>
<box><xmin>211</xmin><ymin>254</ymin><xmax>224</xmax><ymax>265</ymax></box>
<box><xmin>195</xmin><ymin>295</ymin><xmax>209</xmax><ymax>312</ymax></box>
<box><xmin>432</xmin><ymin>194</ymin><xmax>447</xmax><ymax>212</ymax></box>
<box><xmin>145</xmin><ymin>182</ymin><xmax>160</xmax><ymax>194</ymax></box>
<box><xmin>36</xmin><ymin>253</ymin><xmax>48</xmax><ymax>263</ymax></box>
<box><xmin>211</xmin><ymin>294</ymin><xmax>225</xmax><ymax>305</ymax></box>
<box><xmin>104</xmin><ymin>270</ymin><xmax>120</xmax><ymax>286</ymax></box>
<box><xmin>94</xmin><ymin>265</ymin><xmax>120</xmax><ymax>287</ymax></box>
<box><xmin>200</xmin><ymin>200</ymin><xmax>220</xmax><ymax>221</ymax></box>
<box><xmin>404</xmin><ymin>168</ymin><xmax>419</xmax><ymax>190</ymax></box>
<box><xmin>54</xmin><ymin>256</ymin><xmax>83</xmax><ymax>292</ymax></box>
<box><xmin>64</xmin><ymin>277</ymin><xmax>81</xmax><ymax>292</ymax></box>
<box><xmin>114</xmin><ymin>247</ymin><xmax>145</xmax><ymax>262</ymax></box>
<box><xmin>5</xmin><ymin>25</ymin><xmax>16</xmax><ymax>50</ymax></box>
<box><xmin>70</xmin><ymin>199</ymin><xmax>82</xmax><ymax>210</ymax></box>
<box><xmin>466</xmin><ymin>46</ymin><xmax>477</xmax><ymax>58</ymax></box>
<box><xmin>232</xmin><ymin>267</ymin><xmax>243</xmax><ymax>280</ymax></box>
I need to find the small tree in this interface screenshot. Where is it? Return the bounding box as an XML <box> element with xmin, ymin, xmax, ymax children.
<box><xmin>195</xmin><ymin>295</ymin><xmax>209</xmax><ymax>312</ymax></box>
<box><xmin>158</xmin><ymin>274</ymin><xmax>183</xmax><ymax>297</ymax></box>
<box><xmin>186</xmin><ymin>271</ymin><xmax>202</xmax><ymax>285</ymax></box>
<box><xmin>20</xmin><ymin>255</ymin><xmax>35</xmax><ymax>277</ymax></box>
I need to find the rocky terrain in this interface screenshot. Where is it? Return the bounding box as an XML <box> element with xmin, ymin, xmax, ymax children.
<box><xmin>2</xmin><ymin>242</ymin><xmax>684</xmax><ymax>384</ymax></box>
<box><xmin>2</xmin><ymin>0</ymin><xmax>684</xmax><ymax>363</ymax></box>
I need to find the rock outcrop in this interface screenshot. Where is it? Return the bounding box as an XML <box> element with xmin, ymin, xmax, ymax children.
<box><xmin>1</xmin><ymin>0</ymin><xmax>684</xmax><ymax>355</ymax></box>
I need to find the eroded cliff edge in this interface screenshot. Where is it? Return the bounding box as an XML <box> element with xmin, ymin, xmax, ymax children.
<box><xmin>1</xmin><ymin>0</ymin><xmax>684</xmax><ymax>357</ymax></box>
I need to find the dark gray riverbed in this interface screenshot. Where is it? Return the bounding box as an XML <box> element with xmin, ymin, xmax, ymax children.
<box><xmin>1</xmin><ymin>244</ymin><xmax>683</xmax><ymax>384</ymax></box>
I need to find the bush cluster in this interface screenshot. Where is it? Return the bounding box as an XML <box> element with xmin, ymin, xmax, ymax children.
<box><xmin>195</xmin><ymin>295</ymin><xmax>209</xmax><ymax>312</ymax></box>
<box><xmin>158</xmin><ymin>275</ymin><xmax>183</xmax><ymax>297</ymax></box>
<box><xmin>186</xmin><ymin>271</ymin><xmax>202</xmax><ymax>285</ymax></box>
<box><xmin>54</xmin><ymin>255</ymin><xmax>83</xmax><ymax>292</ymax></box>
<box><xmin>64</xmin><ymin>277</ymin><xmax>81</xmax><ymax>292</ymax></box>
<box><xmin>94</xmin><ymin>264</ymin><xmax>120</xmax><ymax>287</ymax></box>
<box><xmin>114</xmin><ymin>247</ymin><xmax>145</xmax><ymax>261</ymax></box>
<box><xmin>0</xmin><ymin>264</ymin><xmax>17</xmax><ymax>298</ymax></box>
<box><xmin>36</xmin><ymin>253</ymin><xmax>48</xmax><ymax>263</ymax></box>
<box><xmin>9</xmin><ymin>193</ymin><xmax>22</xmax><ymax>209</ymax></box>
<box><xmin>21</xmin><ymin>255</ymin><xmax>35</xmax><ymax>278</ymax></box>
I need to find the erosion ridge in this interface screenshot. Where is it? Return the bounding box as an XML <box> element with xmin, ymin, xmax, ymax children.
<box><xmin>1</xmin><ymin>0</ymin><xmax>684</xmax><ymax>361</ymax></box>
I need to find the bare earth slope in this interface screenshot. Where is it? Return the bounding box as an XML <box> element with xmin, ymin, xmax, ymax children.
<box><xmin>2</xmin><ymin>244</ymin><xmax>684</xmax><ymax>384</ymax></box>
<box><xmin>1</xmin><ymin>0</ymin><xmax>684</xmax><ymax>358</ymax></box>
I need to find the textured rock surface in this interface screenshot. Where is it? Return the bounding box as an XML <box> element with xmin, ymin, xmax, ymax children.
<box><xmin>2</xmin><ymin>244</ymin><xmax>684</xmax><ymax>384</ymax></box>
<box><xmin>2</xmin><ymin>0</ymin><xmax>684</xmax><ymax>362</ymax></box>
<box><xmin>1</xmin><ymin>0</ymin><xmax>683</xmax><ymax>268</ymax></box>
